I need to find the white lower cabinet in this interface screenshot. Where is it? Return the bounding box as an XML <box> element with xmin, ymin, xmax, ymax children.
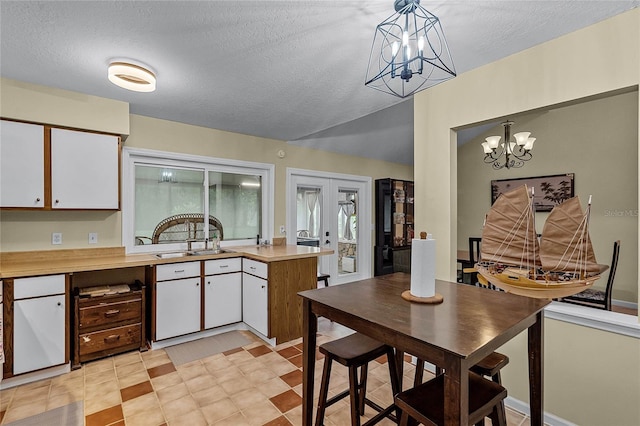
<box><xmin>242</xmin><ymin>259</ymin><xmax>269</xmax><ymax>336</ymax></box>
<box><xmin>155</xmin><ymin>276</ymin><xmax>201</xmax><ymax>341</ymax></box>
<box><xmin>13</xmin><ymin>275</ymin><xmax>66</xmax><ymax>375</ymax></box>
<box><xmin>204</xmin><ymin>258</ymin><xmax>242</xmax><ymax>329</ymax></box>
<box><xmin>204</xmin><ymin>273</ymin><xmax>242</xmax><ymax>329</ymax></box>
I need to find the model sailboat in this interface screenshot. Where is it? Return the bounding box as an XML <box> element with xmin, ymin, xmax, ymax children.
<box><xmin>475</xmin><ymin>185</ymin><xmax>608</xmax><ymax>299</ymax></box>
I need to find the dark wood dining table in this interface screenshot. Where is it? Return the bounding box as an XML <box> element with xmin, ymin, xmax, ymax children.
<box><xmin>299</xmin><ymin>273</ymin><xmax>550</xmax><ymax>425</ymax></box>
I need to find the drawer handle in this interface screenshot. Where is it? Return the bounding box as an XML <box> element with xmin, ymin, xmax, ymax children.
<box><xmin>82</xmin><ymin>336</ymin><xmax>91</xmax><ymax>343</ymax></box>
<box><xmin>104</xmin><ymin>309</ymin><xmax>120</xmax><ymax>317</ymax></box>
<box><xmin>220</xmin><ymin>265</ymin><xmax>229</xmax><ymax>268</ymax></box>
<box><xmin>174</xmin><ymin>269</ymin><xmax>185</xmax><ymax>273</ymax></box>
<box><xmin>104</xmin><ymin>335</ymin><xmax>121</xmax><ymax>344</ymax></box>
<box><xmin>250</xmin><ymin>266</ymin><xmax>256</xmax><ymax>270</ymax></box>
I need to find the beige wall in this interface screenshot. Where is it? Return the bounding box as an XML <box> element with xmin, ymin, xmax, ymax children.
<box><xmin>0</xmin><ymin>80</ymin><xmax>412</xmax><ymax>254</ymax></box>
<box><xmin>125</xmin><ymin>114</ymin><xmax>413</xmax><ymax>244</ymax></box>
<box><xmin>0</xmin><ymin>77</ymin><xmax>129</xmax><ymax>135</ymax></box>
<box><xmin>414</xmin><ymin>9</ymin><xmax>639</xmax><ymax>425</ymax></box>
<box><xmin>500</xmin><ymin>320</ymin><xmax>640</xmax><ymax>426</ymax></box>
<box><xmin>458</xmin><ymin>91</ymin><xmax>638</xmax><ymax>303</ymax></box>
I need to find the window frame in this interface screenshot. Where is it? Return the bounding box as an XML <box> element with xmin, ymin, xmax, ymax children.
<box><xmin>122</xmin><ymin>147</ymin><xmax>274</xmax><ymax>254</ymax></box>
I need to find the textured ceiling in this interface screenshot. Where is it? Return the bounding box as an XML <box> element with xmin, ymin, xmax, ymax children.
<box><xmin>1</xmin><ymin>1</ymin><xmax>638</xmax><ymax>165</ymax></box>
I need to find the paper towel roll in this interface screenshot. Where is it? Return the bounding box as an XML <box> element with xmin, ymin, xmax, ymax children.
<box><xmin>410</xmin><ymin>235</ymin><xmax>436</xmax><ymax>297</ymax></box>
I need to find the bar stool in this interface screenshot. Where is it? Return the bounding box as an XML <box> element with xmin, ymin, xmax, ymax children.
<box><xmin>315</xmin><ymin>333</ymin><xmax>400</xmax><ymax>426</ymax></box>
<box><xmin>395</xmin><ymin>372</ymin><xmax>507</xmax><ymax>426</ymax></box>
<box><xmin>413</xmin><ymin>352</ymin><xmax>509</xmax><ymax>426</ymax></box>
<box><xmin>470</xmin><ymin>352</ymin><xmax>509</xmax><ymax>425</ymax></box>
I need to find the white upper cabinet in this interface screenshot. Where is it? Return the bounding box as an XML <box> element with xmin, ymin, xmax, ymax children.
<box><xmin>51</xmin><ymin>128</ymin><xmax>119</xmax><ymax>209</ymax></box>
<box><xmin>0</xmin><ymin>120</ymin><xmax>45</xmax><ymax>208</ymax></box>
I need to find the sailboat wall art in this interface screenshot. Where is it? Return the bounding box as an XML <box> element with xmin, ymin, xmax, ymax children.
<box><xmin>475</xmin><ymin>185</ymin><xmax>608</xmax><ymax>299</ymax></box>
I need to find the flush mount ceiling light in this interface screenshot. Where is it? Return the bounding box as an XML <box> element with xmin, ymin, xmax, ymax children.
<box><xmin>365</xmin><ymin>0</ymin><xmax>456</xmax><ymax>98</ymax></box>
<box><xmin>108</xmin><ymin>62</ymin><xmax>156</xmax><ymax>92</ymax></box>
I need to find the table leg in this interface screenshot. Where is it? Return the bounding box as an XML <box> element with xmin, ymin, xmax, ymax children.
<box><xmin>394</xmin><ymin>350</ymin><xmax>405</xmax><ymax>389</ymax></box>
<box><xmin>528</xmin><ymin>311</ymin><xmax>544</xmax><ymax>426</ymax></box>
<box><xmin>443</xmin><ymin>357</ymin><xmax>467</xmax><ymax>425</ymax></box>
<box><xmin>302</xmin><ymin>298</ymin><xmax>317</xmax><ymax>426</ymax></box>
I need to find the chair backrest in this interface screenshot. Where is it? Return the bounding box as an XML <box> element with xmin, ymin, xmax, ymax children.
<box><xmin>151</xmin><ymin>213</ymin><xmax>224</xmax><ymax>244</ymax></box>
<box><xmin>603</xmin><ymin>240</ymin><xmax>621</xmax><ymax>310</ymax></box>
<box><xmin>468</xmin><ymin>237</ymin><xmax>482</xmax><ymax>264</ymax></box>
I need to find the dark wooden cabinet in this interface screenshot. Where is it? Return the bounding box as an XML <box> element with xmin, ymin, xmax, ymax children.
<box><xmin>375</xmin><ymin>178</ymin><xmax>414</xmax><ymax>276</ymax></box>
<box><xmin>73</xmin><ymin>282</ymin><xmax>146</xmax><ymax>368</ymax></box>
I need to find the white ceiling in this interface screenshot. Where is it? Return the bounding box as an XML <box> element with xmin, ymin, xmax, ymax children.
<box><xmin>1</xmin><ymin>1</ymin><xmax>637</xmax><ymax>165</ymax></box>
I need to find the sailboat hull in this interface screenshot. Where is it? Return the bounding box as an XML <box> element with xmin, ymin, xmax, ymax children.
<box><xmin>476</xmin><ymin>264</ymin><xmax>600</xmax><ymax>299</ymax></box>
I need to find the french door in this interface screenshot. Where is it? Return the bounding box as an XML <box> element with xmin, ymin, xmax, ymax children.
<box><xmin>286</xmin><ymin>169</ymin><xmax>371</xmax><ymax>285</ymax></box>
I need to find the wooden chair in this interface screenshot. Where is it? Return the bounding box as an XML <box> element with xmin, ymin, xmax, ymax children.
<box><xmin>315</xmin><ymin>333</ymin><xmax>400</xmax><ymax>426</ymax></box>
<box><xmin>317</xmin><ymin>273</ymin><xmax>330</xmax><ymax>288</ymax></box>
<box><xmin>461</xmin><ymin>237</ymin><xmax>481</xmax><ymax>285</ymax></box>
<box><xmin>413</xmin><ymin>351</ymin><xmax>509</xmax><ymax>425</ymax></box>
<box><xmin>150</xmin><ymin>213</ymin><xmax>224</xmax><ymax>244</ymax></box>
<box><xmin>395</xmin><ymin>372</ymin><xmax>507</xmax><ymax>426</ymax></box>
<box><xmin>562</xmin><ymin>240</ymin><xmax>620</xmax><ymax>310</ymax></box>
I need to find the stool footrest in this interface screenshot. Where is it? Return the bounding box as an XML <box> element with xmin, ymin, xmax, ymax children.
<box><xmin>325</xmin><ymin>389</ymin><xmax>350</xmax><ymax>408</ymax></box>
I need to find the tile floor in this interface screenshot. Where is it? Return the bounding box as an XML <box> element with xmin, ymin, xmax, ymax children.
<box><xmin>0</xmin><ymin>321</ymin><xmax>535</xmax><ymax>426</ymax></box>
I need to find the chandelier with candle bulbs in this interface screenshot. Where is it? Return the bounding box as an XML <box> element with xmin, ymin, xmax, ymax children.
<box><xmin>481</xmin><ymin>121</ymin><xmax>537</xmax><ymax>170</ymax></box>
<box><xmin>365</xmin><ymin>0</ymin><xmax>456</xmax><ymax>98</ymax></box>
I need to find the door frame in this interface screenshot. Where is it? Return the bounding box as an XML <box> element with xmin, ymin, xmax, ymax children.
<box><xmin>286</xmin><ymin>168</ymin><xmax>372</xmax><ymax>285</ymax></box>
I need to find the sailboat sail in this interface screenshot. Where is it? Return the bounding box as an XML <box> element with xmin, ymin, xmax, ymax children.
<box><xmin>480</xmin><ymin>185</ymin><xmax>541</xmax><ymax>268</ymax></box>
<box><xmin>539</xmin><ymin>196</ymin><xmax>607</xmax><ymax>275</ymax></box>
<box><xmin>476</xmin><ymin>184</ymin><xmax>607</xmax><ymax>299</ymax></box>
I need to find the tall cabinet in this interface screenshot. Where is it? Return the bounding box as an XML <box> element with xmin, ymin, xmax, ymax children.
<box><xmin>374</xmin><ymin>178</ymin><xmax>414</xmax><ymax>276</ymax></box>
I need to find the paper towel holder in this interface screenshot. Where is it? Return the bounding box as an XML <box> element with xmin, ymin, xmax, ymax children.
<box><xmin>401</xmin><ymin>231</ymin><xmax>444</xmax><ymax>304</ymax></box>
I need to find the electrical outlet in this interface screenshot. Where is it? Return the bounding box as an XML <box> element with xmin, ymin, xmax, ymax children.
<box><xmin>279</xmin><ymin>225</ymin><xmax>286</xmax><ymax>234</ymax></box>
<box><xmin>89</xmin><ymin>232</ymin><xmax>98</xmax><ymax>244</ymax></box>
<box><xmin>52</xmin><ymin>232</ymin><xmax>62</xmax><ymax>245</ymax></box>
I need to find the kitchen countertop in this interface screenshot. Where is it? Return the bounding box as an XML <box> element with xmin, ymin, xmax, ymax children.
<box><xmin>0</xmin><ymin>245</ymin><xmax>333</xmax><ymax>278</ymax></box>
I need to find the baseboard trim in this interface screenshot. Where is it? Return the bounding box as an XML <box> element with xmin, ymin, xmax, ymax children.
<box><xmin>505</xmin><ymin>396</ymin><xmax>577</xmax><ymax>426</ymax></box>
<box><xmin>612</xmin><ymin>298</ymin><xmax>638</xmax><ymax>310</ymax></box>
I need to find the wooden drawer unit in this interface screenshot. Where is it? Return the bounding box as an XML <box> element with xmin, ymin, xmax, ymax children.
<box><xmin>78</xmin><ymin>297</ymin><xmax>142</xmax><ymax>329</ymax></box>
<box><xmin>78</xmin><ymin>324</ymin><xmax>142</xmax><ymax>357</ymax></box>
<box><xmin>73</xmin><ymin>282</ymin><xmax>146</xmax><ymax>368</ymax></box>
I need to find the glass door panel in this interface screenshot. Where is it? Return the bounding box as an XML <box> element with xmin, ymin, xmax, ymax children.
<box><xmin>337</xmin><ymin>189</ymin><xmax>358</xmax><ymax>278</ymax></box>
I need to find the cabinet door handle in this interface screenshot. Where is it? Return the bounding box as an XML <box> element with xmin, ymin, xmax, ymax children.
<box><xmin>104</xmin><ymin>335</ymin><xmax>120</xmax><ymax>344</ymax></box>
<box><xmin>36</xmin><ymin>197</ymin><xmax>41</xmax><ymax>202</ymax></box>
<box><xmin>55</xmin><ymin>199</ymin><xmax>60</xmax><ymax>204</ymax></box>
<box><xmin>57</xmin><ymin>302</ymin><xmax>62</xmax><ymax>306</ymax></box>
<box><xmin>261</xmin><ymin>285</ymin><xmax>266</xmax><ymax>289</ymax></box>
<box><xmin>104</xmin><ymin>309</ymin><xmax>120</xmax><ymax>317</ymax></box>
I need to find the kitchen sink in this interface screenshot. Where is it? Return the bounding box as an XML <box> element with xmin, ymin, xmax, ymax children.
<box><xmin>189</xmin><ymin>249</ymin><xmax>230</xmax><ymax>256</ymax></box>
<box><xmin>155</xmin><ymin>249</ymin><xmax>231</xmax><ymax>259</ymax></box>
<box><xmin>155</xmin><ymin>252</ymin><xmax>191</xmax><ymax>259</ymax></box>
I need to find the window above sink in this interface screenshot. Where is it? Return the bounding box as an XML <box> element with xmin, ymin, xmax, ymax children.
<box><xmin>122</xmin><ymin>148</ymin><xmax>274</xmax><ymax>255</ymax></box>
